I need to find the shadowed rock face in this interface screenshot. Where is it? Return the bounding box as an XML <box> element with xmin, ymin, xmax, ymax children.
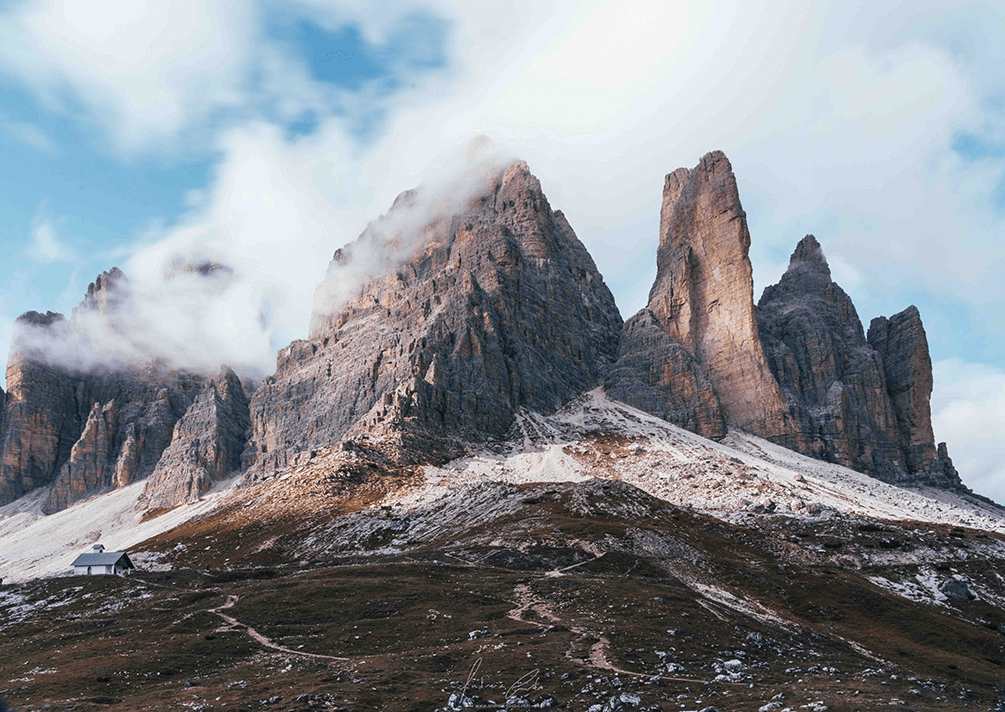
<box><xmin>605</xmin><ymin>308</ymin><xmax>726</xmax><ymax>439</ymax></box>
<box><xmin>757</xmin><ymin>236</ymin><xmax>962</xmax><ymax>487</ymax></box>
<box><xmin>647</xmin><ymin>151</ymin><xmax>796</xmax><ymax>440</ymax></box>
<box><xmin>247</xmin><ymin>160</ymin><xmax>623</xmax><ymax>474</ymax></box>
<box><xmin>868</xmin><ymin>306</ymin><xmax>960</xmax><ymax>486</ymax></box>
<box><xmin>0</xmin><ymin>271</ymin><xmax>225</xmax><ymax>511</ymax></box>
<box><xmin>756</xmin><ymin>235</ymin><xmax>904</xmax><ymax>477</ymax></box>
<box><xmin>143</xmin><ymin>368</ymin><xmax>250</xmax><ymax>509</ymax></box>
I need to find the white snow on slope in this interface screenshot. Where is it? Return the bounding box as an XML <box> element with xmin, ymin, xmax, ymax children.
<box><xmin>0</xmin><ymin>476</ymin><xmax>241</xmax><ymax>584</ymax></box>
<box><xmin>403</xmin><ymin>390</ymin><xmax>1005</xmax><ymax>533</ymax></box>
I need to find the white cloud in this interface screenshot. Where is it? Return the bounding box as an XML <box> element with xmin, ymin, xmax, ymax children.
<box><xmin>0</xmin><ymin>310</ymin><xmax>11</xmax><ymax>390</ymax></box>
<box><xmin>932</xmin><ymin>358</ymin><xmax>1005</xmax><ymax>504</ymax></box>
<box><xmin>0</xmin><ymin>118</ymin><xmax>55</xmax><ymax>153</ymax></box>
<box><xmin>28</xmin><ymin>210</ymin><xmax>73</xmax><ymax>263</ymax></box>
<box><xmin>0</xmin><ymin>0</ymin><xmax>257</xmax><ymax>152</ymax></box>
<box><xmin>0</xmin><ymin>0</ymin><xmax>455</xmax><ymax>154</ymax></box>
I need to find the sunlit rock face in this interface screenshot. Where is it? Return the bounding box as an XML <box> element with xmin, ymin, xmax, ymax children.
<box><xmin>608</xmin><ymin>151</ymin><xmax>795</xmax><ymax>444</ymax></box>
<box><xmin>647</xmin><ymin>151</ymin><xmax>799</xmax><ymax>441</ymax></box>
<box><xmin>246</xmin><ymin>160</ymin><xmax>623</xmax><ymax>474</ymax></box>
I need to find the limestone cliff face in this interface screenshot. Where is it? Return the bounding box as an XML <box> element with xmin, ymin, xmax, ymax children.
<box><xmin>612</xmin><ymin>153</ymin><xmax>960</xmax><ymax>489</ymax></box>
<box><xmin>756</xmin><ymin>236</ymin><xmax>905</xmax><ymax>476</ymax></box>
<box><xmin>610</xmin><ymin>152</ymin><xmax>796</xmax><ymax>444</ymax></box>
<box><xmin>0</xmin><ymin>272</ymin><xmax>214</xmax><ymax>510</ymax></box>
<box><xmin>247</xmin><ymin>160</ymin><xmax>622</xmax><ymax>473</ymax></box>
<box><xmin>143</xmin><ymin>368</ymin><xmax>250</xmax><ymax>508</ymax></box>
<box><xmin>646</xmin><ymin>151</ymin><xmax>796</xmax><ymax>440</ymax></box>
<box><xmin>44</xmin><ymin>401</ymin><xmax>119</xmax><ymax>512</ymax></box>
<box><xmin>604</xmin><ymin>308</ymin><xmax>726</xmax><ymax>439</ymax></box>
<box><xmin>1</xmin><ymin>312</ymin><xmax>83</xmax><ymax>505</ymax></box>
<box><xmin>756</xmin><ymin>236</ymin><xmax>962</xmax><ymax>487</ymax></box>
<box><xmin>868</xmin><ymin>306</ymin><xmax>960</xmax><ymax>486</ymax></box>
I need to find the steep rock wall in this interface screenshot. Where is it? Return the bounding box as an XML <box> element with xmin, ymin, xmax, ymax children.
<box><xmin>0</xmin><ymin>270</ymin><xmax>219</xmax><ymax>510</ymax></box>
<box><xmin>247</xmin><ymin>160</ymin><xmax>623</xmax><ymax>473</ymax></box>
<box><xmin>143</xmin><ymin>368</ymin><xmax>250</xmax><ymax>509</ymax></box>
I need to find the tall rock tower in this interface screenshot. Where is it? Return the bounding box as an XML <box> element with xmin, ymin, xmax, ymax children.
<box><xmin>610</xmin><ymin>151</ymin><xmax>798</xmax><ymax>443</ymax></box>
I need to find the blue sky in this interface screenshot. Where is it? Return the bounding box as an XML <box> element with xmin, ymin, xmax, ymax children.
<box><xmin>0</xmin><ymin>0</ymin><xmax>1002</xmax><ymax>501</ymax></box>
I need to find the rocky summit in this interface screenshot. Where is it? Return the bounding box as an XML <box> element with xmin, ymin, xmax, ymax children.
<box><xmin>612</xmin><ymin>152</ymin><xmax>963</xmax><ymax>489</ymax></box>
<box><xmin>756</xmin><ymin>235</ymin><xmax>961</xmax><ymax>487</ymax></box>
<box><xmin>645</xmin><ymin>151</ymin><xmax>795</xmax><ymax>440</ymax></box>
<box><xmin>0</xmin><ymin>269</ymin><xmax>249</xmax><ymax>513</ymax></box>
<box><xmin>246</xmin><ymin>160</ymin><xmax>622</xmax><ymax>475</ymax></box>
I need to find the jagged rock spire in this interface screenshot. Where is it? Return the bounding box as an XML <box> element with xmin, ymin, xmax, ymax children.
<box><xmin>645</xmin><ymin>150</ymin><xmax>796</xmax><ymax>439</ymax></box>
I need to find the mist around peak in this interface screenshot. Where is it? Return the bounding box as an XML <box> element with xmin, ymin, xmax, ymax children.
<box><xmin>310</xmin><ymin>137</ymin><xmax>517</xmax><ymax>334</ymax></box>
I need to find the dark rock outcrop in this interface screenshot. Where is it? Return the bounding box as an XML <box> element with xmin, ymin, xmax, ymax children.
<box><xmin>143</xmin><ymin>368</ymin><xmax>250</xmax><ymax>508</ymax></box>
<box><xmin>604</xmin><ymin>308</ymin><xmax>726</xmax><ymax>439</ymax></box>
<box><xmin>756</xmin><ymin>235</ymin><xmax>903</xmax><ymax>477</ymax></box>
<box><xmin>247</xmin><ymin>160</ymin><xmax>622</xmax><ymax>473</ymax></box>
<box><xmin>868</xmin><ymin>306</ymin><xmax>961</xmax><ymax>486</ymax></box>
<box><xmin>0</xmin><ymin>272</ymin><xmax>214</xmax><ymax>510</ymax></box>
<box><xmin>756</xmin><ymin>236</ymin><xmax>962</xmax><ymax>487</ymax></box>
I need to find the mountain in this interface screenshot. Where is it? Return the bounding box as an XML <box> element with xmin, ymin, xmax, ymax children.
<box><xmin>245</xmin><ymin>160</ymin><xmax>622</xmax><ymax>476</ymax></box>
<box><xmin>0</xmin><ymin>154</ymin><xmax>972</xmax><ymax>513</ymax></box>
<box><xmin>758</xmin><ymin>236</ymin><xmax>960</xmax><ymax>487</ymax></box>
<box><xmin>0</xmin><ymin>269</ymin><xmax>250</xmax><ymax>513</ymax></box>
<box><xmin>610</xmin><ymin>151</ymin><xmax>962</xmax><ymax>488</ymax></box>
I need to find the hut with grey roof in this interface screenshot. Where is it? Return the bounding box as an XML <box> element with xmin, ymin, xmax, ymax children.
<box><xmin>71</xmin><ymin>544</ymin><xmax>134</xmax><ymax>576</ymax></box>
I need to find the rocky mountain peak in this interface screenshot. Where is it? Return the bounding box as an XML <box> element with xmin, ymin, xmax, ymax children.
<box><xmin>783</xmin><ymin>234</ymin><xmax>831</xmax><ymax>280</ymax></box>
<box><xmin>644</xmin><ymin>150</ymin><xmax>795</xmax><ymax>439</ymax></box>
<box><xmin>75</xmin><ymin>267</ymin><xmax>130</xmax><ymax>317</ymax></box>
<box><xmin>249</xmin><ymin>159</ymin><xmax>622</xmax><ymax>474</ymax></box>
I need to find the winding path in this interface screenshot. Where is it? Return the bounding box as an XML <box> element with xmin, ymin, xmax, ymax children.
<box><xmin>209</xmin><ymin>595</ymin><xmax>351</xmax><ymax>662</ymax></box>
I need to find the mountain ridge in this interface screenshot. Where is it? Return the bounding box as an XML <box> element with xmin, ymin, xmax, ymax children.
<box><xmin>0</xmin><ymin>152</ymin><xmax>977</xmax><ymax>514</ymax></box>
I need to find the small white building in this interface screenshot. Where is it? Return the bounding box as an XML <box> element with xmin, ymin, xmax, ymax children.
<box><xmin>71</xmin><ymin>544</ymin><xmax>135</xmax><ymax>576</ymax></box>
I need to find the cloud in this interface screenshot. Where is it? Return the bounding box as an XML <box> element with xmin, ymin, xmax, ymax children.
<box><xmin>0</xmin><ymin>117</ymin><xmax>55</xmax><ymax>153</ymax></box>
<box><xmin>0</xmin><ymin>0</ymin><xmax>452</xmax><ymax>154</ymax></box>
<box><xmin>0</xmin><ymin>0</ymin><xmax>256</xmax><ymax>152</ymax></box>
<box><xmin>28</xmin><ymin>209</ymin><xmax>73</xmax><ymax>263</ymax></box>
<box><xmin>932</xmin><ymin>358</ymin><xmax>1005</xmax><ymax>504</ymax></box>
<box><xmin>0</xmin><ymin>311</ymin><xmax>12</xmax><ymax>390</ymax></box>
